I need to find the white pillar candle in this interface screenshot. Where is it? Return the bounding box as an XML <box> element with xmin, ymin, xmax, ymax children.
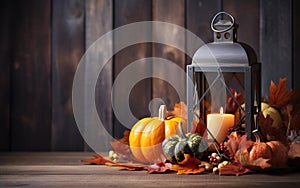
<box><xmin>207</xmin><ymin>107</ymin><xmax>235</xmax><ymax>144</ymax></box>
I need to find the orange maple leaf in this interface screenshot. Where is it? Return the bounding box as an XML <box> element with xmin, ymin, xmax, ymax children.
<box><xmin>171</xmin><ymin>101</ymin><xmax>187</xmax><ymax>119</ymax></box>
<box><xmin>81</xmin><ymin>154</ymin><xmax>112</xmax><ymax>165</ymax></box>
<box><xmin>169</xmin><ymin>154</ymin><xmax>205</xmax><ymax>175</ymax></box>
<box><xmin>269</xmin><ymin>78</ymin><xmax>293</xmax><ymax>108</ymax></box>
<box><xmin>170</xmin><ymin>101</ymin><xmax>206</xmax><ymax>135</ymax></box>
<box><xmin>171</xmin><ymin>164</ymin><xmax>205</xmax><ymax>175</ymax></box>
<box><xmin>105</xmin><ymin>161</ymin><xmax>147</xmax><ymax>171</ymax></box>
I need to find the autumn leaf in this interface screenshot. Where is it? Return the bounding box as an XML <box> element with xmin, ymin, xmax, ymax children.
<box><xmin>105</xmin><ymin>161</ymin><xmax>147</xmax><ymax>171</ymax></box>
<box><xmin>269</xmin><ymin>78</ymin><xmax>293</xmax><ymax>108</ymax></box>
<box><xmin>169</xmin><ymin>154</ymin><xmax>205</xmax><ymax>175</ymax></box>
<box><xmin>170</xmin><ymin>101</ymin><xmax>206</xmax><ymax>135</ymax></box>
<box><xmin>225</xmin><ymin>132</ymin><xmax>245</xmax><ymax>157</ymax></box>
<box><xmin>170</xmin><ymin>101</ymin><xmax>187</xmax><ymax>119</ymax></box>
<box><xmin>287</xmin><ymin>88</ymin><xmax>300</xmax><ymax>131</ymax></box>
<box><xmin>258</xmin><ymin>112</ymin><xmax>274</xmax><ymax>142</ymax></box>
<box><xmin>218</xmin><ymin>163</ymin><xmax>252</xmax><ymax>176</ymax></box>
<box><xmin>248</xmin><ymin>157</ymin><xmax>272</xmax><ymax>170</ymax></box>
<box><xmin>110</xmin><ymin>130</ymin><xmax>136</xmax><ymax>161</ymax></box>
<box><xmin>288</xmin><ymin>142</ymin><xmax>300</xmax><ymax>159</ymax></box>
<box><xmin>226</xmin><ymin>88</ymin><xmax>244</xmax><ymax>114</ymax></box>
<box><xmin>147</xmin><ymin>162</ymin><xmax>173</xmax><ymax>174</ymax></box>
<box><xmin>171</xmin><ymin>164</ymin><xmax>205</xmax><ymax>175</ymax></box>
<box><xmin>289</xmin><ymin>88</ymin><xmax>300</xmax><ymax>114</ymax></box>
<box><xmin>81</xmin><ymin>154</ymin><xmax>112</xmax><ymax>165</ymax></box>
<box><xmin>258</xmin><ymin>112</ymin><xmax>287</xmax><ymax>143</ymax></box>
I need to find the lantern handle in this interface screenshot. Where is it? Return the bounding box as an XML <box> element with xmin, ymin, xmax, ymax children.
<box><xmin>211</xmin><ymin>11</ymin><xmax>235</xmax><ymax>33</ymax></box>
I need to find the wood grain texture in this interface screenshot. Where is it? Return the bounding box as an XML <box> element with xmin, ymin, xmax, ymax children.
<box><xmin>186</xmin><ymin>0</ymin><xmax>222</xmax><ymax>44</ymax></box>
<box><xmin>52</xmin><ymin>0</ymin><xmax>85</xmax><ymax>150</ymax></box>
<box><xmin>293</xmin><ymin>0</ymin><xmax>300</xmax><ymax>89</ymax></box>
<box><xmin>152</xmin><ymin>0</ymin><xmax>186</xmax><ymax>111</ymax></box>
<box><xmin>10</xmin><ymin>0</ymin><xmax>51</xmax><ymax>151</ymax></box>
<box><xmin>113</xmin><ymin>0</ymin><xmax>152</xmax><ymax>138</ymax></box>
<box><xmin>223</xmin><ymin>0</ymin><xmax>260</xmax><ymax>58</ymax></box>
<box><xmin>1</xmin><ymin>153</ymin><xmax>300</xmax><ymax>188</ymax></box>
<box><xmin>0</xmin><ymin>2</ymin><xmax>13</xmax><ymax>151</ymax></box>
<box><xmin>260</xmin><ymin>0</ymin><xmax>292</xmax><ymax>96</ymax></box>
<box><xmin>85</xmin><ymin>0</ymin><xmax>113</xmax><ymax>151</ymax></box>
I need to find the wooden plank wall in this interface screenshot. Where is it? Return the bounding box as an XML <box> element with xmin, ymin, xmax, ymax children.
<box><xmin>260</xmin><ymin>0</ymin><xmax>293</xmax><ymax>95</ymax></box>
<box><xmin>51</xmin><ymin>0</ymin><xmax>85</xmax><ymax>151</ymax></box>
<box><xmin>10</xmin><ymin>0</ymin><xmax>52</xmax><ymax>151</ymax></box>
<box><xmin>113</xmin><ymin>0</ymin><xmax>152</xmax><ymax>138</ymax></box>
<box><xmin>152</xmin><ymin>0</ymin><xmax>186</xmax><ymax>116</ymax></box>
<box><xmin>85</xmin><ymin>0</ymin><xmax>113</xmax><ymax>151</ymax></box>
<box><xmin>0</xmin><ymin>0</ymin><xmax>299</xmax><ymax>151</ymax></box>
<box><xmin>0</xmin><ymin>2</ymin><xmax>13</xmax><ymax>151</ymax></box>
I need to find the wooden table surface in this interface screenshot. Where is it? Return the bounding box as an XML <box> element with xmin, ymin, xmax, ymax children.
<box><xmin>0</xmin><ymin>152</ymin><xmax>300</xmax><ymax>188</ymax></box>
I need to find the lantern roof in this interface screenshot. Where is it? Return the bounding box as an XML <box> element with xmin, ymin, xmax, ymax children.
<box><xmin>192</xmin><ymin>12</ymin><xmax>257</xmax><ymax>67</ymax></box>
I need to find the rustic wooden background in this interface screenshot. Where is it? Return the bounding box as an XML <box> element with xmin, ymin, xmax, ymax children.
<box><xmin>1</xmin><ymin>0</ymin><xmax>299</xmax><ymax>151</ymax></box>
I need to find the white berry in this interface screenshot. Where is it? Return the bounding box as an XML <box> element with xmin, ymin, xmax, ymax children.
<box><xmin>211</xmin><ymin>153</ymin><xmax>218</xmax><ymax>158</ymax></box>
<box><xmin>108</xmin><ymin>150</ymin><xmax>115</xmax><ymax>158</ymax></box>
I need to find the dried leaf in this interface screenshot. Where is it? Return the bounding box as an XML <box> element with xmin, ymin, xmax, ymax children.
<box><xmin>258</xmin><ymin>112</ymin><xmax>287</xmax><ymax>143</ymax></box>
<box><xmin>170</xmin><ymin>101</ymin><xmax>206</xmax><ymax>135</ymax></box>
<box><xmin>81</xmin><ymin>154</ymin><xmax>112</xmax><ymax>165</ymax></box>
<box><xmin>287</xmin><ymin>91</ymin><xmax>300</xmax><ymax>131</ymax></box>
<box><xmin>269</xmin><ymin>78</ymin><xmax>293</xmax><ymax>108</ymax></box>
<box><xmin>226</xmin><ymin>88</ymin><xmax>244</xmax><ymax>114</ymax></box>
<box><xmin>106</xmin><ymin>161</ymin><xmax>146</xmax><ymax>171</ymax></box>
<box><xmin>290</xmin><ymin>111</ymin><xmax>300</xmax><ymax>131</ymax></box>
<box><xmin>288</xmin><ymin>142</ymin><xmax>300</xmax><ymax>159</ymax></box>
<box><xmin>225</xmin><ymin>132</ymin><xmax>245</xmax><ymax>156</ymax></box>
<box><xmin>171</xmin><ymin>101</ymin><xmax>187</xmax><ymax>119</ymax></box>
<box><xmin>171</xmin><ymin>164</ymin><xmax>205</xmax><ymax>175</ymax></box>
<box><xmin>226</xmin><ymin>132</ymin><xmax>274</xmax><ymax>170</ymax></box>
<box><xmin>248</xmin><ymin>157</ymin><xmax>272</xmax><ymax>169</ymax></box>
<box><xmin>218</xmin><ymin>163</ymin><xmax>252</xmax><ymax>176</ymax></box>
<box><xmin>289</xmin><ymin>88</ymin><xmax>300</xmax><ymax>114</ymax></box>
<box><xmin>110</xmin><ymin>130</ymin><xmax>136</xmax><ymax>161</ymax></box>
<box><xmin>258</xmin><ymin>112</ymin><xmax>274</xmax><ymax>141</ymax></box>
<box><xmin>169</xmin><ymin>154</ymin><xmax>205</xmax><ymax>175</ymax></box>
<box><xmin>147</xmin><ymin>162</ymin><xmax>173</xmax><ymax>174</ymax></box>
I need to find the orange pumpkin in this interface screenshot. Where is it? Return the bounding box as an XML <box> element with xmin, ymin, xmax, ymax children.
<box><xmin>129</xmin><ymin>105</ymin><xmax>183</xmax><ymax>163</ymax></box>
<box><xmin>237</xmin><ymin>130</ymin><xmax>288</xmax><ymax>168</ymax></box>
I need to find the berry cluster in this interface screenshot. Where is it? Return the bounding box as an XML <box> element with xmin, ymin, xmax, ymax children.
<box><xmin>219</xmin><ymin>143</ymin><xmax>234</xmax><ymax>160</ymax></box>
<box><xmin>208</xmin><ymin>152</ymin><xmax>231</xmax><ymax>174</ymax></box>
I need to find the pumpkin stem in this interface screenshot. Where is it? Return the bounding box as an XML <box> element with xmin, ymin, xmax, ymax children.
<box><xmin>178</xmin><ymin>122</ymin><xmax>187</xmax><ymax>139</ymax></box>
<box><xmin>252</xmin><ymin>129</ymin><xmax>261</xmax><ymax>143</ymax></box>
<box><xmin>158</xmin><ymin>105</ymin><xmax>167</xmax><ymax>121</ymax></box>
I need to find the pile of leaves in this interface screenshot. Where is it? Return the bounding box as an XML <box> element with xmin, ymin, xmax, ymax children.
<box><xmin>82</xmin><ymin>78</ymin><xmax>300</xmax><ymax>175</ymax></box>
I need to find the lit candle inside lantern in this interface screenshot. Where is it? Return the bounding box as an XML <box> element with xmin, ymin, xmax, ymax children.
<box><xmin>207</xmin><ymin>107</ymin><xmax>235</xmax><ymax>144</ymax></box>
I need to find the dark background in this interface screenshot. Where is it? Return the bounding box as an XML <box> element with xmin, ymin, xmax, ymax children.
<box><xmin>1</xmin><ymin>0</ymin><xmax>299</xmax><ymax>151</ymax></box>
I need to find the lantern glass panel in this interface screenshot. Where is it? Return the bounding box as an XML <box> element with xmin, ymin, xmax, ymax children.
<box><xmin>186</xmin><ymin>12</ymin><xmax>261</xmax><ymax>149</ymax></box>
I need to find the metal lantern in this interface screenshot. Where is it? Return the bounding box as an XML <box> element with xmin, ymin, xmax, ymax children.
<box><xmin>187</xmin><ymin>12</ymin><xmax>261</xmax><ymax>146</ymax></box>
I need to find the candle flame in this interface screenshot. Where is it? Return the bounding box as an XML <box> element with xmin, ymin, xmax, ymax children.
<box><xmin>220</xmin><ymin>106</ymin><xmax>224</xmax><ymax>114</ymax></box>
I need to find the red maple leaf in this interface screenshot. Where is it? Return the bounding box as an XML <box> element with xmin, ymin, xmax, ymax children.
<box><xmin>218</xmin><ymin>162</ymin><xmax>252</xmax><ymax>176</ymax></box>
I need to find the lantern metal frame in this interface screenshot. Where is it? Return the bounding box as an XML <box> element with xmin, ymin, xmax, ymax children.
<box><xmin>186</xmin><ymin>12</ymin><xmax>261</xmax><ymax>144</ymax></box>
